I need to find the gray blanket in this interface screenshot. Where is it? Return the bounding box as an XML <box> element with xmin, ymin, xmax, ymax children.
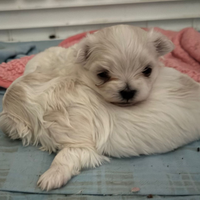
<box><xmin>0</xmin><ymin>40</ymin><xmax>62</xmax><ymax>64</ymax></box>
<box><xmin>0</xmin><ymin>93</ymin><xmax>200</xmax><ymax>199</ymax></box>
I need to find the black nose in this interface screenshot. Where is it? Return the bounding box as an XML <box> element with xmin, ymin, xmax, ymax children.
<box><xmin>120</xmin><ymin>89</ymin><xmax>137</xmax><ymax>101</ymax></box>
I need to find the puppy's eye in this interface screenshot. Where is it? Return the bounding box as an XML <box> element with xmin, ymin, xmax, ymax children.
<box><xmin>97</xmin><ymin>71</ymin><xmax>110</xmax><ymax>81</ymax></box>
<box><xmin>142</xmin><ymin>66</ymin><xmax>152</xmax><ymax>77</ymax></box>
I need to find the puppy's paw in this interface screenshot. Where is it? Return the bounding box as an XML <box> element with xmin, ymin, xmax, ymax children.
<box><xmin>37</xmin><ymin>165</ymin><xmax>71</xmax><ymax>191</ymax></box>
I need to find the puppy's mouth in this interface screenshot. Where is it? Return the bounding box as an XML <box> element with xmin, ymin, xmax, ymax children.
<box><xmin>111</xmin><ymin>102</ymin><xmax>134</xmax><ymax>107</ymax></box>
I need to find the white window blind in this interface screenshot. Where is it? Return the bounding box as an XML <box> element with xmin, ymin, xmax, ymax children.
<box><xmin>0</xmin><ymin>0</ymin><xmax>199</xmax><ymax>42</ymax></box>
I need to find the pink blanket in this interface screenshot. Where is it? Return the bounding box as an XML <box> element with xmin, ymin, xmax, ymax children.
<box><xmin>0</xmin><ymin>28</ymin><xmax>200</xmax><ymax>88</ymax></box>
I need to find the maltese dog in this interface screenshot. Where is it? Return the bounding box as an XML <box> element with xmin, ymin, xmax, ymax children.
<box><xmin>1</xmin><ymin>25</ymin><xmax>200</xmax><ymax>191</ymax></box>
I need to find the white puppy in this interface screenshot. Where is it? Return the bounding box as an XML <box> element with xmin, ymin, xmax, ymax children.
<box><xmin>1</xmin><ymin>25</ymin><xmax>200</xmax><ymax>191</ymax></box>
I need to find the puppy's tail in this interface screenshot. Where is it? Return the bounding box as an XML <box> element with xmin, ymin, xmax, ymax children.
<box><xmin>0</xmin><ymin>111</ymin><xmax>32</xmax><ymax>146</ymax></box>
<box><xmin>0</xmin><ymin>84</ymin><xmax>33</xmax><ymax>146</ymax></box>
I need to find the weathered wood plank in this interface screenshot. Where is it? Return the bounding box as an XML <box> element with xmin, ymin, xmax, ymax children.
<box><xmin>1</xmin><ymin>192</ymin><xmax>200</xmax><ymax>200</ymax></box>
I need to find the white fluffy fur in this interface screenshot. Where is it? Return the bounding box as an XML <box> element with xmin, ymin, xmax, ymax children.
<box><xmin>0</xmin><ymin>25</ymin><xmax>200</xmax><ymax>191</ymax></box>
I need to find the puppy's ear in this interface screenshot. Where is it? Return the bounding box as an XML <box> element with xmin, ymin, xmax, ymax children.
<box><xmin>76</xmin><ymin>34</ymin><xmax>96</xmax><ymax>64</ymax></box>
<box><xmin>148</xmin><ymin>29</ymin><xmax>174</xmax><ymax>57</ymax></box>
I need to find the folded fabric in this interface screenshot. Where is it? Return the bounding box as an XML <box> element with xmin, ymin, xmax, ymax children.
<box><xmin>0</xmin><ymin>28</ymin><xmax>200</xmax><ymax>88</ymax></box>
<box><xmin>154</xmin><ymin>27</ymin><xmax>200</xmax><ymax>82</ymax></box>
<box><xmin>0</xmin><ymin>44</ymin><xmax>35</xmax><ymax>64</ymax></box>
<box><xmin>0</xmin><ymin>55</ymin><xmax>35</xmax><ymax>88</ymax></box>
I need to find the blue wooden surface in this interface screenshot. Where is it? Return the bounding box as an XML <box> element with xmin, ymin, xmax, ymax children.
<box><xmin>0</xmin><ymin>93</ymin><xmax>200</xmax><ymax>199</ymax></box>
<box><xmin>1</xmin><ymin>192</ymin><xmax>200</xmax><ymax>200</ymax></box>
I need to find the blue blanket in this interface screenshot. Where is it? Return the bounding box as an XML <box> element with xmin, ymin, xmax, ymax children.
<box><xmin>0</xmin><ymin>40</ymin><xmax>62</xmax><ymax>64</ymax></box>
<box><xmin>0</xmin><ymin>44</ymin><xmax>35</xmax><ymax>63</ymax></box>
<box><xmin>0</xmin><ymin>93</ymin><xmax>200</xmax><ymax>199</ymax></box>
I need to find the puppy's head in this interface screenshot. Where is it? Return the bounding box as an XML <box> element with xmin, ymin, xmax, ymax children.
<box><xmin>76</xmin><ymin>25</ymin><xmax>174</xmax><ymax>106</ymax></box>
